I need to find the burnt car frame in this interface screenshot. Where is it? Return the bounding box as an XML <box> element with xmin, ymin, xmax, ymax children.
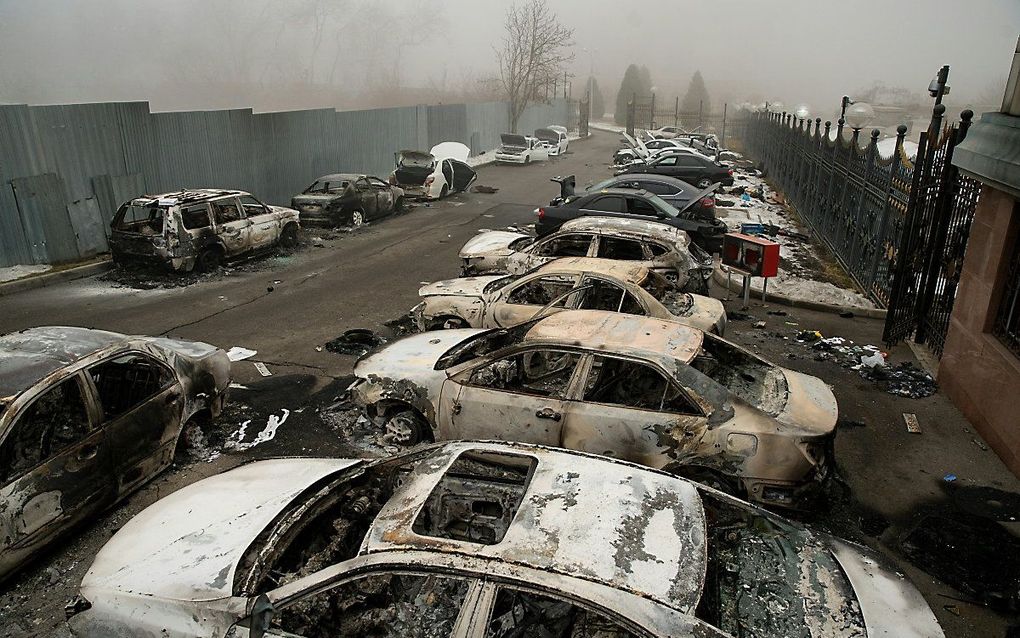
<box><xmin>458</xmin><ymin>216</ymin><xmax>713</xmax><ymax>291</ymax></box>
<box><xmin>290</xmin><ymin>174</ymin><xmax>404</xmax><ymax>227</ymax></box>
<box><xmin>0</xmin><ymin>326</ymin><xmax>230</xmax><ymax>582</ymax></box>
<box><xmin>414</xmin><ymin>257</ymin><xmax>726</xmax><ymax>335</ymax></box>
<box><xmin>351</xmin><ymin>310</ymin><xmax>839</xmax><ymax>507</ymax></box>
<box><xmin>62</xmin><ymin>441</ymin><xmax>944</xmax><ymax>638</ymax></box>
<box><xmin>109</xmin><ymin>189</ymin><xmax>301</xmax><ymax>272</ymax></box>
<box><xmin>536</xmin><ymin>184</ymin><xmax>729</xmax><ymax>254</ymax></box>
<box><xmin>390</xmin><ymin>142</ymin><xmax>477</xmax><ymax>200</ymax></box>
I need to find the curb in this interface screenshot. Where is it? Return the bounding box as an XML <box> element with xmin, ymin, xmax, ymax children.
<box><xmin>0</xmin><ymin>258</ymin><xmax>113</xmax><ymax>297</ymax></box>
<box><xmin>712</xmin><ymin>265</ymin><xmax>887</xmax><ymax>319</ymax></box>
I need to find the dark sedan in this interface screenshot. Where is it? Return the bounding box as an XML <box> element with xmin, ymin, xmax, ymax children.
<box><xmin>617</xmin><ymin>150</ymin><xmax>734</xmax><ymax>187</ymax></box>
<box><xmin>565</xmin><ymin>173</ymin><xmax>718</xmax><ymax>223</ymax></box>
<box><xmin>0</xmin><ymin>326</ymin><xmax>230</xmax><ymax>582</ymax></box>
<box><xmin>542</xmin><ymin>182</ymin><xmax>728</xmax><ymax>254</ymax></box>
<box><xmin>290</xmin><ymin>174</ymin><xmax>404</xmax><ymax>227</ymax></box>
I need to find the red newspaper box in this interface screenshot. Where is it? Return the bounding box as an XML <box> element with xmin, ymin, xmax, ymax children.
<box><xmin>722</xmin><ymin>233</ymin><xmax>780</xmax><ymax>278</ymax></box>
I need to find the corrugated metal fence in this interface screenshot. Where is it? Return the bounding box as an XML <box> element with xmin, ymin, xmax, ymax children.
<box><xmin>0</xmin><ymin>98</ymin><xmax>574</xmax><ymax>267</ymax></box>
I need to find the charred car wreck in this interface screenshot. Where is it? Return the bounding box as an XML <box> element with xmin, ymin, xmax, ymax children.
<box><xmin>0</xmin><ymin>326</ymin><xmax>230</xmax><ymax>582</ymax></box>
<box><xmin>109</xmin><ymin>189</ymin><xmax>301</xmax><ymax>272</ymax></box>
<box><xmin>390</xmin><ymin>142</ymin><xmax>477</xmax><ymax>200</ymax></box>
<box><xmin>290</xmin><ymin>174</ymin><xmax>404</xmax><ymax>227</ymax></box>
<box><xmin>351</xmin><ymin>310</ymin><xmax>837</xmax><ymax>508</ymax></box>
<box><xmin>62</xmin><ymin>442</ymin><xmax>944</xmax><ymax>637</ymax></box>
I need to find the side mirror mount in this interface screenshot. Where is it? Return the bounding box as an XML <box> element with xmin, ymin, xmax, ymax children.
<box><xmin>250</xmin><ymin>594</ymin><xmax>277</xmax><ymax>638</ymax></box>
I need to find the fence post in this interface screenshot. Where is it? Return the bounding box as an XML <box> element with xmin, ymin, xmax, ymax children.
<box><xmin>650</xmin><ymin>93</ymin><xmax>656</xmax><ymax>129</ymax></box>
<box><xmin>870</xmin><ymin>123</ymin><xmax>908</xmax><ymax>291</ymax></box>
<box><xmin>699</xmin><ymin>100</ymin><xmax>704</xmax><ymax>130</ymax></box>
<box><xmin>674</xmin><ymin>97</ymin><xmax>679</xmax><ymax>128</ymax></box>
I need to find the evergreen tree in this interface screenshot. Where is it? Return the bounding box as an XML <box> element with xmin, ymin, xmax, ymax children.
<box><xmin>586</xmin><ymin>76</ymin><xmax>605</xmax><ymax>118</ymax></box>
<box><xmin>614</xmin><ymin>64</ymin><xmax>651</xmax><ymax>125</ymax></box>
<box><xmin>638</xmin><ymin>66</ymin><xmax>653</xmax><ymax>95</ymax></box>
<box><xmin>681</xmin><ymin>70</ymin><xmax>711</xmax><ymax>116</ymax></box>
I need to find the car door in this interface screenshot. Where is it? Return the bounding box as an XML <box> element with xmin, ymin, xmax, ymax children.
<box><xmin>211</xmin><ymin>197</ymin><xmax>252</xmax><ymax>257</ymax></box>
<box><xmin>0</xmin><ymin>374</ymin><xmax>112</xmax><ymax>563</ymax></box>
<box><xmin>562</xmin><ymin>354</ymin><xmax>708</xmax><ymax>468</ymax></box>
<box><xmin>368</xmin><ymin>176</ymin><xmax>394</xmax><ymax>215</ymax></box>
<box><xmin>647</xmin><ymin>155</ymin><xmax>678</xmax><ymax>176</ymax></box>
<box><xmin>85</xmin><ymin>351</ymin><xmax>185</xmax><ymax>495</ymax></box>
<box><xmin>516</xmin><ymin>232</ymin><xmax>595</xmax><ymax>271</ymax></box>
<box><xmin>487</xmin><ymin>273</ymin><xmax>580</xmax><ymax>327</ymax></box>
<box><xmin>354</xmin><ymin>177</ymin><xmax>379</xmax><ymax>218</ymax></box>
<box><xmin>444</xmin><ymin>347</ymin><xmax>583</xmax><ymax>445</ymax></box>
<box><xmin>238</xmin><ymin>194</ymin><xmax>278</xmax><ymax>250</ymax></box>
<box><xmin>676</xmin><ymin>155</ymin><xmax>708</xmax><ymax>183</ymax></box>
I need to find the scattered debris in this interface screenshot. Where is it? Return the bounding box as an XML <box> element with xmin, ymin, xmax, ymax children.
<box><xmin>904</xmin><ymin>413</ymin><xmax>922</xmax><ymax>434</ymax></box>
<box><xmin>766</xmin><ymin>309</ymin><xmax>788</xmax><ymax>316</ymax></box>
<box><xmin>253</xmin><ymin>362</ymin><xmax>272</xmax><ymax>376</ymax></box>
<box><xmin>943</xmin><ymin>473</ymin><xmax>957</xmax><ymax>482</ymax></box>
<box><xmin>325</xmin><ymin>329</ymin><xmax>388</xmax><ymax>356</ymax></box>
<box><xmin>226</xmin><ymin>346</ymin><xmax>257</xmax><ymax>361</ymax></box>
<box><xmin>799</xmin><ymin>333</ymin><xmax>937</xmax><ymax>398</ymax></box>
<box><xmin>839</xmin><ymin>311</ymin><xmax>855</xmax><ymax>319</ymax></box>
<box><xmin>224</xmin><ymin>410</ymin><xmax>290</xmax><ymax>451</ymax></box>
<box><xmin>753</xmin><ymin>320</ymin><xmax>766</xmax><ymax>328</ymax></box>
<box><xmin>837</xmin><ymin>417</ymin><xmax>866</xmax><ymax>429</ymax></box>
<box><xmin>472</xmin><ymin>184</ymin><xmax>500</xmax><ymax>193</ymax></box>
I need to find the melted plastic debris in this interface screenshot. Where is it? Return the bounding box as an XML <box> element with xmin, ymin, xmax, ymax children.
<box><xmin>796</xmin><ymin>332</ymin><xmax>937</xmax><ymax>398</ymax></box>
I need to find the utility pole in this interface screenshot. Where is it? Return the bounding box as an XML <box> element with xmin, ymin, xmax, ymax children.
<box><xmin>674</xmin><ymin>96</ymin><xmax>679</xmax><ymax>127</ymax></box>
<box><xmin>650</xmin><ymin>93</ymin><xmax>656</xmax><ymax>129</ymax></box>
<box><xmin>564</xmin><ymin>70</ymin><xmax>568</xmax><ymax>99</ymax></box>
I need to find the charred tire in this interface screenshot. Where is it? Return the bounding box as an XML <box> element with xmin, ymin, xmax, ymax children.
<box><xmin>440</xmin><ymin>185</ymin><xmax>450</xmax><ymax>199</ymax></box>
<box><xmin>350</xmin><ymin>210</ymin><xmax>365</xmax><ymax>227</ymax></box>
<box><xmin>696</xmin><ymin>178</ymin><xmax>713</xmax><ymax>188</ymax></box>
<box><xmin>196</xmin><ymin>247</ymin><xmax>223</xmax><ymax>272</ymax></box>
<box><xmin>394</xmin><ymin>196</ymin><xmax>404</xmax><ymax>211</ymax></box>
<box><xmin>428</xmin><ymin>316</ymin><xmax>468</xmax><ymax>330</ymax></box>
<box><xmin>524</xmin><ymin>156</ymin><xmax>531</xmax><ymax>165</ymax></box>
<box><xmin>279</xmin><ymin>223</ymin><xmax>299</xmax><ymax>249</ymax></box>
<box><xmin>173</xmin><ymin>417</ymin><xmax>204</xmax><ymax>461</ymax></box>
<box><xmin>381</xmin><ymin>409</ymin><xmax>430</xmax><ymax>447</ymax></box>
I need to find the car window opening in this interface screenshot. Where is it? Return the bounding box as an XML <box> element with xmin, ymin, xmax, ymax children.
<box><xmin>89</xmin><ymin>354</ymin><xmax>172</xmax><ymax>419</ymax></box>
<box><xmin>0</xmin><ymin>377</ymin><xmax>91</xmax><ymax>481</ymax></box>
<box><xmin>412</xmin><ymin>450</ymin><xmax>537</xmax><ymax>545</ymax></box>
<box><xmin>435</xmin><ymin>322</ymin><xmax>534</xmax><ymax>370</ymax></box>
<box><xmin>113</xmin><ymin>204</ymin><xmax>165</xmax><ymax>235</ymax></box>
<box><xmin>469</xmin><ymin>350</ymin><xmax>581</xmax><ymax>398</ymax></box>
<box><xmin>485</xmin><ymin>586</ymin><xmax>640</xmax><ymax>638</ymax></box>
<box><xmin>691</xmin><ymin>336</ymin><xmax>787</xmax><ymax>414</ymax></box>
<box><xmin>583</xmin><ymin>356</ymin><xmax>700</xmax><ymax>414</ymax></box>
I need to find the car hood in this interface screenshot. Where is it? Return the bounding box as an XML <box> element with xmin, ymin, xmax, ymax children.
<box><xmin>500</xmin><ymin>133</ymin><xmax>528</xmax><ymax>148</ymax></box>
<box><xmin>430</xmin><ymin>141</ymin><xmax>470</xmax><ymax>162</ymax></box>
<box><xmin>459</xmin><ymin>231</ymin><xmax>531</xmax><ymax>258</ymax></box>
<box><xmin>79</xmin><ymin>458</ymin><xmax>360</xmax><ymax>603</ymax></box>
<box><xmin>268</xmin><ymin>205</ymin><xmax>298</xmax><ymax>216</ymax></box>
<box><xmin>419</xmin><ymin>276</ymin><xmax>502</xmax><ymax>298</ymax></box>
<box><xmin>668</xmin><ymin>295</ymin><xmax>726</xmax><ymax>335</ymax></box>
<box><xmin>355</xmin><ymin>329</ymin><xmax>485</xmax><ymax>384</ymax></box>
<box><xmin>776</xmin><ymin>369</ymin><xmax>838</xmax><ymax>436</ymax></box>
<box><xmin>144</xmin><ymin>336</ymin><xmax>231</xmax><ymax>405</ymax></box>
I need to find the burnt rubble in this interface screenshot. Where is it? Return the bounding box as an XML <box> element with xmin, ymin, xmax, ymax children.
<box><xmin>795</xmin><ymin>332</ymin><xmax>938</xmax><ymax>399</ymax></box>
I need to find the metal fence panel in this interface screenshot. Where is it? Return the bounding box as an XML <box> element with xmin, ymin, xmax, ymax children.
<box><xmin>10</xmin><ymin>173</ymin><xmax>78</xmax><ymax>264</ymax></box>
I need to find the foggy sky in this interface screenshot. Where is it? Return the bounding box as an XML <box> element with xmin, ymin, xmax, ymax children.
<box><xmin>0</xmin><ymin>0</ymin><xmax>1017</xmax><ymax>117</ymax></box>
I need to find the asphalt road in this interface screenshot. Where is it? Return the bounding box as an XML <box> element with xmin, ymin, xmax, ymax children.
<box><xmin>2</xmin><ymin>131</ymin><xmax>1019</xmax><ymax>637</ymax></box>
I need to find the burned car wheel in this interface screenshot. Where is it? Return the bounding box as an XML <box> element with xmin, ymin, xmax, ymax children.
<box><xmin>350</xmin><ymin>210</ymin><xmax>365</xmax><ymax>227</ymax></box>
<box><xmin>279</xmin><ymin>223</ymin><xmax>299</xmax><ymax>249</ymax></box>
<box><xmin>395</xmin><ymin>196</ymin><xmax>404</xmax><ymax>211</ymax></box>
<box><xmin>381</xmin><ymin>410</ymin><xmax>430</xmax><ymax>446</ymax></box>
<box><xmin>196</xmin><ymin>247</ymin><xmax>222</xmax><ymax>272</ymax></box>
<box><xmin>696</xmin><ymin>178</ymin><xmax>713</xmax><ymax>188</ymax></box>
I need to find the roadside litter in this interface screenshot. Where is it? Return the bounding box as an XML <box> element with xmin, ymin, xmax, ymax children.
<box><xmin>796</xmin><ymin>331</ymin><xmax>938</xmax><ymax>398</ymax></box>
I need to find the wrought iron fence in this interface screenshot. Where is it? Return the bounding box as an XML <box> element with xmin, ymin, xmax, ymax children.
<box><xmin>743</xmin><ymin>110</ymin><xmax>916</xmax><ymax>307</ymax></box>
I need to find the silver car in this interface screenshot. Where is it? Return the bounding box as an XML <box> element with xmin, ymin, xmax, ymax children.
<box><xmin>61</xmin><ymin>441</ymin><xmax>944</xmax><ymax>637</ymax></box>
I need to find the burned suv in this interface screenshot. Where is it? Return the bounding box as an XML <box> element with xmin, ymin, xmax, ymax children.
<box><xmin>109</xmin><ymin>189</ymin><xmax>300</xmax><ymax>272</ymax></box>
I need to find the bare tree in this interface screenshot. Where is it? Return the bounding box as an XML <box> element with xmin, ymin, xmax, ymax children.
<box><xmin>495</xmin><ymin>0</ymin><xmax>573</xmax><ymax>132</ymax></box>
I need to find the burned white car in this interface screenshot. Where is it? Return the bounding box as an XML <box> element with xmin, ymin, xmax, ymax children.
<box><xmin>109</xmin><ymin>189</ymin><xmax>301</xmax><ymax>272</ymax></box>
<box><xmin>494</xmin><ymin>133</ymin><xmax>550</xmax><ymax>164</ymax></box>
<box><xmin>459</xmin><ymin>216</ymin><xmax>713</xmax><ymax>291</ymax></box>
<box><xmin>351</xmin><ymin>310</ymin><xmax>838</xmax><ymax>508</ymax></box>
<box><xmin>390</xmin><ymin>142</ymin><xmax>477</xmax><ymax>200</ymax></box>
<box><xmin>415</xmin><ymin>258</ymin><xmax>726</xmax><ymax>335</ymax></box>
<box><xmin>0</xmin><ymin>326</ymin><xmax>230</xmax><ymax>582</ymax></box>
<box><xmin>62</xmin><ymin>441</ymin><xmax>944</xmax><ymax>638</ymax></box>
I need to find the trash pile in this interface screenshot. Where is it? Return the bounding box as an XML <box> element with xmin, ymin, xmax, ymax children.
<box><xmin>795</xmin><ymin>331</ymin><xmax>937</xmax><ymax>399</ymax></box>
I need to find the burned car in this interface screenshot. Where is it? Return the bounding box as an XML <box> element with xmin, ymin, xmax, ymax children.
<box><xmin>494</xmin><ymin>133</ymin><xmax>550</xmax><ymax>164</ymax></box>
<box><xmin>109</xmin><ymin>189</ymin><xmax>300</xmax><ymax>272</ymax></box>
<box><xmin>459</xmin><ymin>216</ymin><xmax>713</xmax><ymax>291</ymax></box>
<box><xmin>290</xmin><ymin>174</ymin><xmax>404</xmax><ymax>227</ymax></box>
<box><xmin>62</xmin><ymin>441</ymin><xmax>944</xmax><ymax>638</ymax></box>
<box><xmin>414</xmin><ymin>258</ymin><xmax>726</xmax><ymax>335</ymax></box>
<box><xmin>390</xmin><ymin>142</ymin><xmax>477</xmax><ymax>200</ymax></box>
<box><xmin>351</xmin><ymin>310</ymin><xmax>838</xmax><ymax>507</ymax></box>
<box><xmin>0</xmin><ymin>326</ymin><xmax>230</xmax><ymax>582</ymax></box>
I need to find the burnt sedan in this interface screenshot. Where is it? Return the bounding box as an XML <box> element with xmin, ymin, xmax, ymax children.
<box><xmin>0</xmin><ymin>326</ymin><xmax>230</xmax><ymax>582</ymax></box>
<box><xmin>62</xmin><ymin>442</ymin><xmax>944</xmax><ymax>638</ymax></box>
<box><xmin>290</xmin><ymin>174</ymin><xmax>404</xmax><ymax>227</ymax></box>
<box><xmin>536</xmin><ymin>185</ymin><xmax>728</xmax><ymax>254</ymax></box>
<box><xmin>351</xmin><ymin>310</ymin><xmax>838</xmax><ymax>508</ymax></box>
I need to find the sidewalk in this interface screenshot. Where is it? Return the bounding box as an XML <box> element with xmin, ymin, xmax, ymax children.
<box><xmin>0</xmin><ymin>257</ymin><xmax>112</xmax><ymax>297</ymax></box>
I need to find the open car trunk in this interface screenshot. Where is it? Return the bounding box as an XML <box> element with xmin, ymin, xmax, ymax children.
<box><xmin>394</xmin><ymin>150</ymin><xmax>435</xmax><ymax>186</ymax></box>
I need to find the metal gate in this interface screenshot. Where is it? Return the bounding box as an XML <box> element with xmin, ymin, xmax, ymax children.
<box><xmin>883</xmin><ymin>106</ymin><xmax>980</xmax><ymax>356</ymax></box>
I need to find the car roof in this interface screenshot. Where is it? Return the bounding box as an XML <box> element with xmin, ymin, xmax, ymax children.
<box><xmin>523</xmin><ymin>310</ymin><xmax>703</xmax><ymax>364</ymax></box>
<box><xmin>314</xmin><ymin>173</ymin><xmax>362</xmax><ymax>181</ymax></box>
<box><xmin>582</xmin><ymin>187</ymin><xmax>653</xmax><ymax>199</ymax></box>
<box><xmin>0</xmin><ymin>326</ymin><xmax>127</xmax><ymax>402</ymax></box>
<box><xmin>129</xmin><ymin>189</ymin><xmax>249</xmax><ymax>206</ymax></box>
<box><xmin>600</xmin><ymin>173</ymin><xmax>695</xmax><ymax>191</ymax></box>
<box><xmin>365</xmin><ymin>441</ymin><xmax>708</xmax><ymax>614</ymax></box>
<box><xmin>534</xmin><ymin>257</ymin><xmax>648</xmax><ymax>282</ymax></box>
<box><xmin>560</xmin><ymin>216</ymin><xmax>686</xmax><ymax>240</ymax></box>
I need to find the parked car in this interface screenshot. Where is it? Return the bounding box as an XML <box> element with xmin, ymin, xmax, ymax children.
<box><xmin>458</xmin><ymin>217</ymin><xmax>712</xmax><ymax>291</ymax></box>
<box><xmin>109</xmin><ymin>189</ymin><xmax>301</xmax><ymax>272</ymax></box>
<box><xmin>0</xmin><ymin>326</ymin><xmax>230</xmax><ymax>582</ymax></box>
<box><xmin>618</xmin><ymin>150</ymin><xmax>735</xmax><ymax>188</ymax></box>
<box><xmin>290</xmin><ymin>174</ymin><xmax>404</xmax><ymax>227</ymax></box>
<box><xmin>413</xmin><ymin>258</ymin><xmax>726</xmax><ymax>334</ymax></box>
<box><xmin>647</xmin><ymin>125</ymin><xmax>684</xmax><ymax>138</ymax></box>
<box><xmin>351</xmin><ymin>309</ymin><xmax>838</xmax><ymax>507</ymax></box>
<box><xmin>494</xmin><ymin>133</ymin><xmax>550</xmax><ymax>164</ymax></box>
<box><xmin>533</xmin><ymin>127</ymin><xmax>568</xmax><ymax>155</ymax></box>
<box><xmin>536</xmin><ymin>185</ymin><xmax>729</xmax><ymax>254</ymax></box>
<box><xmin>560</xmin><ymin>173</ymin><xmax>719</xmax><ymax>223</ymax></box>
<box><xmin>389</xmin><ymin>142</ymin><xmax>477</xmax><ymax>200</ymax></box>
<box><xmin>61</xmin><ymin>441</ymin><xmax>945</xmax><ymax>638</ymax></box>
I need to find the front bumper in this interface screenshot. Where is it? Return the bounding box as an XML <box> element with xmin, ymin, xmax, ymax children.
<box><xmin>495</xmin><ymin>154</ymin><xmax>527</xmax><ymax>164</ymax></box>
